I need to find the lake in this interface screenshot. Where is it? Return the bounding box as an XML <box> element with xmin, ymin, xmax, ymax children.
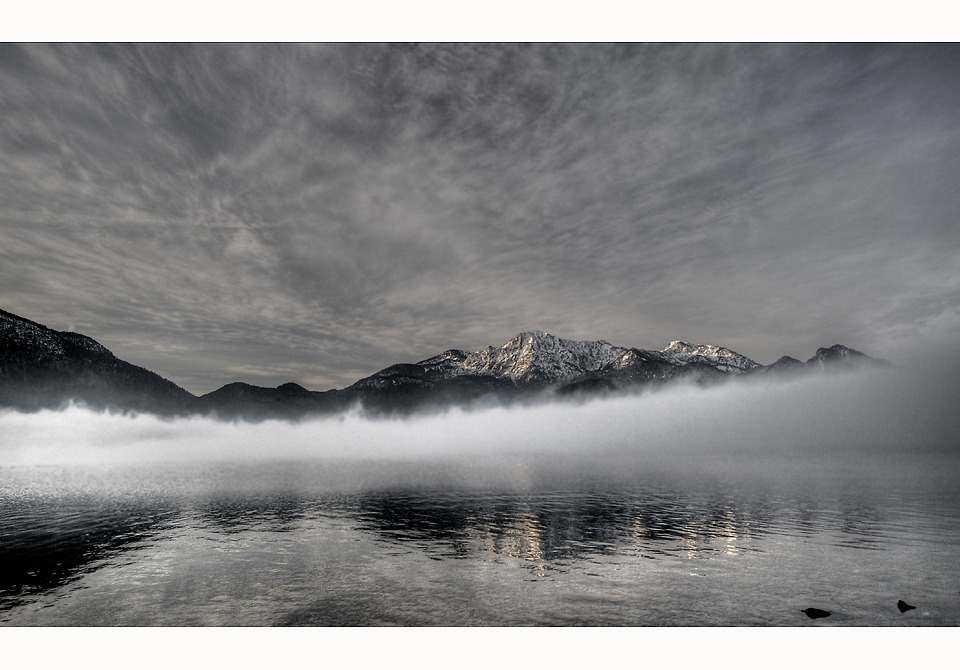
<box><xmin>2</xmin><ymin>446</ymin><xmax>958</xmax><ymax>626</ymax></box>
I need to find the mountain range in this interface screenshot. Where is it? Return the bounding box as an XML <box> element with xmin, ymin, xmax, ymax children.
<box><xmin>0</xmin><ymin>308</ymin><xmax>889</xmax><ymax>420</ymax></box>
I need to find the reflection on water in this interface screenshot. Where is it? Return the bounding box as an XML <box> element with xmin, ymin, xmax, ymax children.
<box><xmin>347</xmin><ymin>490</ymin><xmax>775</xmax><ymax>563</ymax></box>
<box><xmin>0</xmin><ymin>496</ymin><xmax>179</xmax><ymax>611</ymax></box>
<box><xmin>197</xmin><ymin>494</ymin><xmax>309</xmax><ymax>535</ymax></box>
<box><xmin>2</xmin><ymin>455</ymin><xmax>960</xmax><ymax>626</ymax></box>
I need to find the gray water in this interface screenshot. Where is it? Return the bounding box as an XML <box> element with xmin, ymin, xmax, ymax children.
<box><xmin>4</xmin><ymin>369</ymin><xmax>960</xmax><ymax>626</ymax></box>
<box><xmin>2</xmin><ymin>449</ymin><xmax>958</xmax><ymax>626</ymax></box>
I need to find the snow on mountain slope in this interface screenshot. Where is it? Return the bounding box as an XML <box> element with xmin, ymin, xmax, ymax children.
<box><xmin>1</xmin><ymin>308</ymin><xmax>115</xmax><ymax>366</ymax></box>
<box><xmin>657</xmin><ymin>340</ymin><xmax>760</xmax><ymax>373</ymax></box>
<box><xmin>1</xmin><ymin>309</ymin><xmax>69</xmax><ymax>359</ymax></box>
<box><xmin>457</xmin><ymin>331</ymin><xmax>630</xmax><ymax>383</ymax></box>
<box><xmin>409</xmin><ymin>331</ymin><xmax>759</xmax><ymax>385</ymax></box>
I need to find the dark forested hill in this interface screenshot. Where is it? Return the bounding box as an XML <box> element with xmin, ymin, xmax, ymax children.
<box><xmin>0</xmin><ymin>308</ymin><xmax>196</xmax><ymax>415</ymax></box>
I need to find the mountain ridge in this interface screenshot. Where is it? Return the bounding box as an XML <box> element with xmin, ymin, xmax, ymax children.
<box><xmin>0</xmin><ymin>307</ymin><xmax>196</xmax><ymax>414</ymax></box>
<box><xmin>0</xmin><ymin>308</ymin><xmax>890</xmax><ymax>420</ymax></box>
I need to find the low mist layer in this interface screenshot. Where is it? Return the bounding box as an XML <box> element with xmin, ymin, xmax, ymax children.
<box><xmin>3</xmin><ymin>365</ymin><xmax>958</xmax><ymax>481</ymax></box>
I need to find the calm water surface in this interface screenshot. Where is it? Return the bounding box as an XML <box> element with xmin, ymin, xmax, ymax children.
<box><xmin>2</xmin><ymin>450</ymin><xmax>959</xmax><ymax>626</ymax></box>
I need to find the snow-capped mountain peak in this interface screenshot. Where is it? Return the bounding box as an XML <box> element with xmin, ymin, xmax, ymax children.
<box><xmin>657</xmin><ymin>340</ymin><xmax>760</xmax><ymax>373</ymax></box>
<box><xmin>456</xmin><ymin>331</ymin><xmax>630</xmax><ymax>383</ymax></box>
<box><xmin>410</xmin><ymin>331</ymin><xmax>762</xmax><ymax>384</ymax></box>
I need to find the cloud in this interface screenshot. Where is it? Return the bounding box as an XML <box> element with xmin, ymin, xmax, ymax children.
<box><xmin>1</xmin><ymin>44</ymin><xmax>959</xmax><ymax>393</ymax></box>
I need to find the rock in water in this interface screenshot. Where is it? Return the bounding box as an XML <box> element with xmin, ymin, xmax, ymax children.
<box><xmin>897</xmin><ymin>600</ymin><xmax>916</xmax><ymax>613</ymax></box>
<box><xmin>802</xmin><ymin>608</ymin><xmax>832</xmax><ymax>619</ymax></box>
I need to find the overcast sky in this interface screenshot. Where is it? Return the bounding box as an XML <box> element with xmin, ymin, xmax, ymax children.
<box><xmin>2</xmin><ymin>43</ymin><xmax>959</xmax><ymax>394</ymax></box>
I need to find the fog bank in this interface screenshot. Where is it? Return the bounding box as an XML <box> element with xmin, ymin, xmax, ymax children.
<box><xmin>2</xmin><ymin>365</ymin><xmax>958</xmax><ymax>473</ymax></box>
